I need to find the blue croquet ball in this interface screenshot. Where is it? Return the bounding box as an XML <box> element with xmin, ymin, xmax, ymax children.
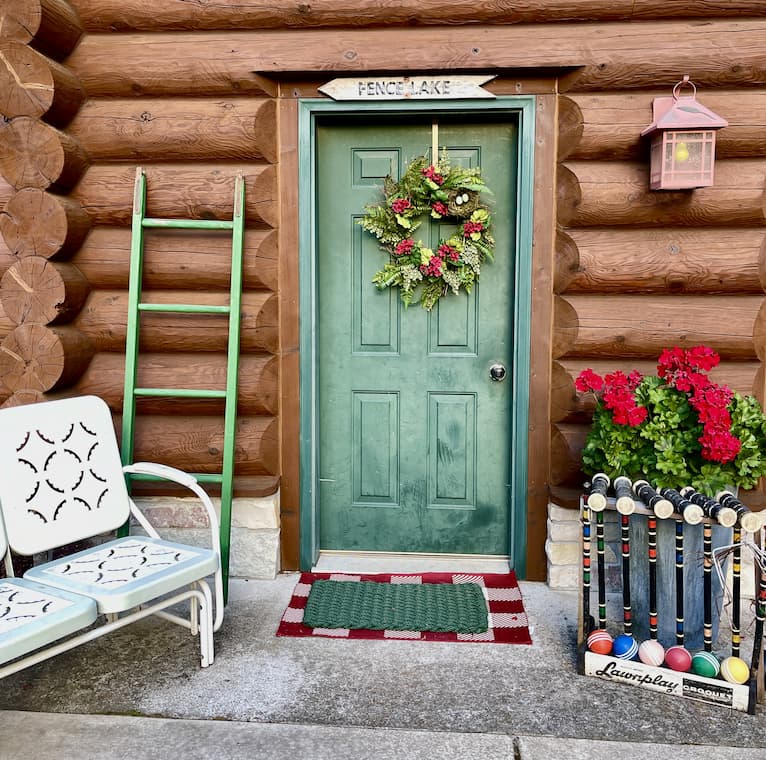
<box><xmin>691</xmin><ymin>651</ymin><xmax>720</xmax><ymax>679</ymax></box>
<box><xmin>612</xmin><ymin>634</ymin><xmax>638</xmax><ymax>660</ymax></box>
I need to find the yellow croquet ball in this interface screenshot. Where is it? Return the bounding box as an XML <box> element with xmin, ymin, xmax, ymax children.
<box><xmin>720</xmin><ymin>656</ymin><xmax>749</xmax><ymax>685</ymax></box>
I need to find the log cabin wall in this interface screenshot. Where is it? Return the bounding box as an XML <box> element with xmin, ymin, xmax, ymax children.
<box><xmin>2</xmin><ymin>1</ymin><xmax>766</xmax><ymax>579</ymax></box>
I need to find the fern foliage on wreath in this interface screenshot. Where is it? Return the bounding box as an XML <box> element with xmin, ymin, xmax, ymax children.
<box><xmin>358</xmin><ymin>155</ymin><xmax>495</xmax><ymax>311</ymax></box>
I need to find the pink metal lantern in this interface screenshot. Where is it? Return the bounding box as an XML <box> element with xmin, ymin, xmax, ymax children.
<box><xmin>641</xmin><ymin>75</ymin><xmax>728</xmax><ymax>190</ymax></box>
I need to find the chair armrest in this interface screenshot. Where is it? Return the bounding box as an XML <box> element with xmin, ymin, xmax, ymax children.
<box><xmin>123</xmin><ymin>461</ymin><xmax>224</xmax><ymax>629</ymax></box>
<box><xmin>123</xmin><ymin>461</ymin><xmax>199</xmax><ymax>490</ymax></box>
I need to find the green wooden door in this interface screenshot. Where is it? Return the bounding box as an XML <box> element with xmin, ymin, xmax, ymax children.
<box><xmin>316</xmin><ymin>117</ymin><xmax>518</xmax><ymax>557</ymax></box>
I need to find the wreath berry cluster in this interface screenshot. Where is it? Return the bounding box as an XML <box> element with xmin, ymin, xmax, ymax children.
<box><xmin>359</xmin><ymin>155</ymin><xmax>495</xmax><ymax>310</ymax></box>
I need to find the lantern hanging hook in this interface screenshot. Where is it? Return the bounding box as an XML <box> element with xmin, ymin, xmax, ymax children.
<box><xmin>672</xmin><ymin>74</ymin><xmax>697</xmax><ymax>101</ymax></box>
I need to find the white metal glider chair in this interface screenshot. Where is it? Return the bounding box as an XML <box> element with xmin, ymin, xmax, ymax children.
<box><xmin>0</xmin><ymin>395</ymin><xmax>224</xmax><ymax>679</ymax></box>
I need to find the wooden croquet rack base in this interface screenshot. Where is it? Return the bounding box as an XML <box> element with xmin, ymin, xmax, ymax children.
<box><xmin>578</xmin><ymin>494</ymin><xmax>766</xmax><ymax>714</ymax></box>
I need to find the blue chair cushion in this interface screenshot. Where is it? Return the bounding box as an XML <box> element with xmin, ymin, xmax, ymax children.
<box><xmin>24</xmin><ymin>536</ymin><xmax>219</xmax><ymax>614</ymax></box>
<box><xmin>0</xmin><ymin>577</ymin><xmax>98</xmax><ymax>665</ymax></box>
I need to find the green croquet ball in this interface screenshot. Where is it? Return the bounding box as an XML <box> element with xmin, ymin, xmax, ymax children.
<box><xmin>691</xmin><ymin>651</ymin><xmax>720</xmax><ymax>679</ymax></box>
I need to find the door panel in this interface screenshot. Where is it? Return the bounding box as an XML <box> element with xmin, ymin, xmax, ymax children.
<box><xmin>316</xmin><ymin>118</ymin><xmax>517</xmax><ymax>557</ymax></box>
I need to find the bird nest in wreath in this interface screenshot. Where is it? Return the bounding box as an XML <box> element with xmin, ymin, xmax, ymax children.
<box><xmin>358</xmin><ymin>155</ymin><xmax>495</xmax><ymax>311</ymax></box>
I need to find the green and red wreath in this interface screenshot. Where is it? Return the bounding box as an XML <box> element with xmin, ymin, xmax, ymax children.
<box><xmin>359</xmin><ymin>155</ymin><xmax>495</xmax><ymax>311</ymax></box>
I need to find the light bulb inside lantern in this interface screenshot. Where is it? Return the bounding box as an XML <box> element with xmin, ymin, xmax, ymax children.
<box><xmin>675</xmin><ymin>142</ymin><xmax>690</xmax><ymax>163</ymax></box>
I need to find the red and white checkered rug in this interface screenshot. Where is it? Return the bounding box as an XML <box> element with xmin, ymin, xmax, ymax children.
<box><xmin>276</xmin><ymin>571</ymin><xmax>532</xmax><ymax>644</ymax></box>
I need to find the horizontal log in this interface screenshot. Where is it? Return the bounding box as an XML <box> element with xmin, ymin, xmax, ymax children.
<box><xmin>70</xmin><ymin>226</ymin><xmax>277</xmax><ymax>291</ymax></box>
<box><xmin>73</xmin><ymin>0</ymin><xmax>766</xmax><ymax>31</ymax></box>
<box><xmin>127</xmin><ymin>475</ymin><xmax>280</xmax><ymax>498</ymax></box>
<box><xmin>67</xmin><ymin>21</ymin><xmax>766</xmax><ymax>96</ymax></box>
<box><xmin>72</xmin><ymin>290</ymin><xmax>278</xmax><ymax>353</ymax></box>
<box><xmin>0</xmin><ymin>117</ymin><xmax>89</xmax><ymax>191</ymax></box>
<box><xmin>0</xmin><ymin>42</ymin><xmax>84</xmax><ymax>127</ymax></box>
<box><xmin>553</xmin><ymin>359</ymin><xmax>761</xmax><ymax>423</ymax></box>
<box><xmin>0</xmin><ymin>323</ymin><xmax>94</xmax><ymax>391</ymax></box>
<box><xmin>115</xmin><ymin>414</ymin><xmax>279</xmax><ymax>475</ymax></box>
<box><xmin>0</xmin><ymin>188</ymin><xmax>91</xmax><ymax>259</ymax></box>
<box><xmin>70</xmin><ymin>163</ymin><xmax>277</xmax><ymax>228</ymax></box>
<box><xmin>559</xmin><ymin>91</ymin><xmax>766</xmax><ymax>162</ymax></box>
<box><xmin>68</xmin><ymin>97</ymin><xmax>278</xmax><ymax>164</ymax></box>
<box><xmin>550</xmin><ymin>422</ymin><xmax>588</xmax><ymax>487</ymax></box>
<box><xmin>559</xmin><ymin>160</ymin><xmax>766</xmax><ymax>227</ymax></box>
<box><xmin>560</xmin><ymin>293</ymin><xmax>762</xmax><ymax>360</ymax></box>
<box><xmin>65</xmin><ymin>351</ymin><xmax>278</xmax><ymax>416</ymax></box>
<box><xmin>559</xmin><ymin>228</ymin><xmax>766</xmax><ymax>294</ymax></box>
<box><xmin>1</xmin><ymin>0</ymin><xmax>83</xmax><ymax>60</ymax></box>
<box><xmin>0</xmin><ymin>257</ymin><xmax>90</xmax><ymax>324</ymax></box>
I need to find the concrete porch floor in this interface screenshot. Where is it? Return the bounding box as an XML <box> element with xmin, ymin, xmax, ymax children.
<box><xmin>1</xmin><ymin>574</ymin><xmax>765</xmax><ymax>758</ymax></box>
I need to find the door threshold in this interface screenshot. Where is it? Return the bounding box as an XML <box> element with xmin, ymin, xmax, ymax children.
<box><xmin>313</xmin><ymin>551</ymin><xmax>511</xmax><ymax>575</ymax></box>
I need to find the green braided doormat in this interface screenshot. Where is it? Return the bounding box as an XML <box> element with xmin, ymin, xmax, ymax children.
<box><xmin>303</xmin><ymin>579</ymin><xmax>488</xmax><ymax>633</ymax></box>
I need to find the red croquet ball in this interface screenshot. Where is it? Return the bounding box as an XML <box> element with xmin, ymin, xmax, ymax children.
<box><xmin>638</xmin><ymin>639</ymin><xmax>665</xmax><ymax>667</ymax></box>
<box><xmin>587</xmin><ymin>629</ymin><xmax>613</xmax><ymax>655</ymax></box>
<box><xmin>665</xmin><ymin>645</ymin><xmax>692</xmax><ymax>672</ymax></box>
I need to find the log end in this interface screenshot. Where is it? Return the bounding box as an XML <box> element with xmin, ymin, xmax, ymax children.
<box><xmin>557</xmin><ymin>96</ymin><xmax>584</xmax><ymax>162</ymax></box>
<box><xmin>552</xmin><ymin>295</ymin><xmax>578</xmax><ymax>359</ymax></box>
<box><xmin>556</xmin><ymin>163</ymin><xmax>582</xmax><ymax>226</ymax></box>
<box><xmin>554</xmin><ymin>229</ymin><xmax>580</xmax><ymax>294</ymax></box>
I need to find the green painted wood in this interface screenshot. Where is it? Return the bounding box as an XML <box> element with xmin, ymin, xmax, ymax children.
<box><xmin>316</xmin><ymin>119</ymin><xmax>517</xmax><ymax>556</ymax></box>
<box><xmin>122</xmin><ymin>169</ymin><xmax>246</xmax><ymax>601</ymax></box>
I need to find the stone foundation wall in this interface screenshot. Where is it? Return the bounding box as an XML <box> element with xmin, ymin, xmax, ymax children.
<box><xmin>134</xmin><ymin>492</ymin><xmax>280</xmax><ymax>579</ymax></box>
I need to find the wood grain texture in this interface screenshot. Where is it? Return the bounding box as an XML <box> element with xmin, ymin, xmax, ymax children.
<box><xmin>66</xmin><ymin>351</ymin><xmax>278</xmax><ymax>415</ymax></box>
<box><xmin>559</xmin><ymin>160</ymin><xmax>766</xmax><ymax>228</ymax></box>
<box><xmin>117</xmin><ymin>413</ymin><xmax>279</xmax><ymax>475</ymax></box>
<box><xmin>68</xmin><ymin>226</ymin><xmax>277</xmax><ymax>291</ymax></box>
<box><xmin>561</xmin><ymin>293</ymin><xmax>762</xmax><ymax>360</ymax></box>
<box><xmin>0</xmin><ymin>323</ymin><xmax>93</xmax><ymax>391</ymax></box>
<box><xmin>550</xmin><ymin>422</ymin><xmax>589</xmax><ymax>487</ymax></box>
<box><xmin>560</xmin><ymin>228</ymin><xmax>766</xmax><ymax>295</ymax></box>
<box><xmin>0</xmin><ymin>188</ymin><xmax>91</xmax><ymax>259</ymax></box>
<box><xmin>559</xmin><ymin>90</ymin><xmax>766</xmax><ymax>162</ymax></box>
<box><xmin>69</xmin><ymin>163</ymin><xmax>277</xmax><ymax>227</ymax></box>
<box><xmin>525</xmin><ymin>93</ymin><xmax>557</xmax><ymax>580</ymax></box>
<box><xmin>0</xmin><ymin>117</ymin><xmax>89</xmax><ymax>191</ymax></box>
<box><xmin>0</xmin><ymin>42</ymin><xmax>84</xmax><ymax>127</ymax></box>
<box><xmin>72</xmin><ymin>289</ymin><xmax>278</xmax><ymax>353</ymax></box>
<box><xmin>66</xmin><ymin>21</ymin><xmax>766</xmax><ymax>96</ymax></box>
<box><xmin>68</xmin><ymin>97</ymin><xmax>278</xmax><ymax>163</ymax></box>
<box><xmin>71</xmin><ymin>1</ymin><xmax>766</xmax><ymax>31</ymax></box>
<box><xmin>278</xmin><ymin>96</ymin><xmax>299</xmax><ymax>570</ymax></box>
<box><xmin>1</xmin><ymin>0</ymin><xmax>83</xmax><ymax>60</ymax></box>
<box><xmin>0</xmin><ymin>257</ymin><xmax>89</xmax><ymax>324</ymax></box>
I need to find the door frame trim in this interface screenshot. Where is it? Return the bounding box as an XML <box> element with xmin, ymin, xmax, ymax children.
<box><xmin>298</xmin><ymin>96</ymin><xmax>536</xmax><ymax>575</ymax></box>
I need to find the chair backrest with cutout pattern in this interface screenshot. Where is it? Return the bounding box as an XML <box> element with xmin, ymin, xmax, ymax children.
<box><xmin>0</xmin><ymin>396</ymin><xmax>131</xmax><ymax>556</ymax></box>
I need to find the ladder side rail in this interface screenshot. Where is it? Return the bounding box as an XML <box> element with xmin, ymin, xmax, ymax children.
<box><xmin>219</xmin><ymin>174</ymin><xmax>246</xmax><ymax>599</ymax></box>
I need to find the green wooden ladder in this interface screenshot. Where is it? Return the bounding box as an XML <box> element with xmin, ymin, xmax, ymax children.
<box><xmin>122</xmin><ymin>167</ymin><xmax>245</xmax><ymax>601</ymax></box>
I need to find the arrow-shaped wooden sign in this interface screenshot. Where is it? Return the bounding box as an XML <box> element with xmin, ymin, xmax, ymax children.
<box><xmin>318</xmin><ymin>75</ymin><xmax>496</xmax><ymax>101</ymax></box>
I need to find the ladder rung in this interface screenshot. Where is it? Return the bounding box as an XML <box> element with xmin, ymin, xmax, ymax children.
<box><xmin>134</xmin><ymin>388</ymin><xmax>227</xmax><ymax>399</ymax></box>
<box><xmin>127</xmin><ymin>472</ymin><xmax>224</xmax><ymax>484</ymax></box>
<box><xmin>142</xmin><ymin>218</ymin><xmax>235</xmax><ymax>231</ymax></box>
<box><xmin>138</xmin><ymin>303</ymin><xmax>230</xmax><ymax>314</ymax></box>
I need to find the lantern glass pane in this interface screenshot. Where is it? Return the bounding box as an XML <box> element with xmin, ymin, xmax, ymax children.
<box><xmin>656</xmin><ymin>130</ymin><xmax>716</xmax><ymax>189</ymax></box>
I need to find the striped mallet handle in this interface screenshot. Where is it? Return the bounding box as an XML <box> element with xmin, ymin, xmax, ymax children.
<box><xmin>587</xmin><ymin>473</ymin><xmax>610</xmax><ymax>512</ymax></box>
<box><xmin>614</xmin><ymin>477</ymin><xmax>633</xmax><ymax>634</ymax></box>
<box><xmin>703</xmin><ymin>520</ymin><xmax>713</xmax><ymax>651</ymax></box>
<box><xmin>716</xmin><ymin>490</ymin><xmax>764</xmax><ymax>534</ymax></box>
<box><xmin>581</xmin><ymin>498</ymin><xmax>593</xmax><ymax>639</ymax></box>
<box><xmin>680</xmin><ymin>486</ymin><xmax>737</xmax><ymax>528</ymax></box>
<box><xmin>659</xmin><ymin>487</ymin><xmax>704</xmax><ymax>525</ymax></box>
<box><xmin>732</xmin><ymin>525</ymin><xmax>742</xmax><ymax>658</ymax></box>
<box><xmin>647</xmin><ymin>509</ymin><xmax>659</xmax><ymax>640</ymax></box>
<box><xmin>634</xmin><ymin>480</ymin><xmax>674</xmax><ymax>519</ymax></box>
<box><xmin>674</xmin><ymin>517</ymin><xmax>685</xmax><ymax>646</ymax></box>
